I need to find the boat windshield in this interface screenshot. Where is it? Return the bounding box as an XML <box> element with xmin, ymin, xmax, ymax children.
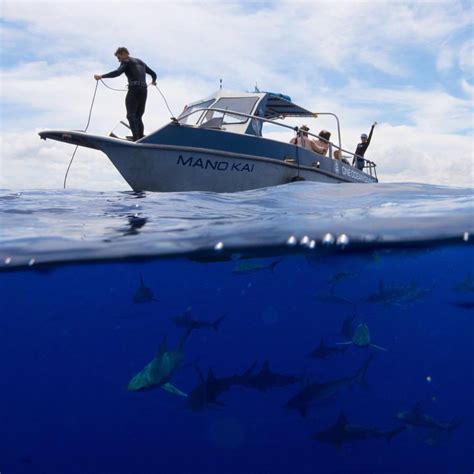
<box><xmin>178</xmin><ymin>99</ymin><xmax>215</xmax><ymax>125</ymax></box>
<box><xmin>201</xmin><ymin>97</ymin><xmax>259</xmax><ymax>125</ymax></box>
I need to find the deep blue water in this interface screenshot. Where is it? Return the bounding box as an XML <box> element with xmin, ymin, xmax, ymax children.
<box><xmin>1</xmin><ymin>182</ymin><xmax>473</xmax><ymax>474</ymax></box>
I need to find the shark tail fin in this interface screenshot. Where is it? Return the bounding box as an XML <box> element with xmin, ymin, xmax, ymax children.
<box><xmin>447</xmin><ymin>417</ymin><xmax>462</xmax><ymax>433</ymax></box>
<box><xmin>212</xmin><ymin>314</ymin><xmax>226</xmax><ymax>331</ymax></box>
<box><xmin>383</xmin><ymin>426</ymin><xmax>406</xmax><ymax>443</ymax></box>
<box><xmin>356</xmin><ymin>354</ymin><xmax>373</xmax><ymax>390</ymax></box>
<box><xmin>269</xmin><ymin>259</ymin><xmax>282</xmax><ymax>274</ymax></box>
<box><xmin>336</xmin><ymin>411</ymin><xmax>348</xmax><ymax>428</ymax></box>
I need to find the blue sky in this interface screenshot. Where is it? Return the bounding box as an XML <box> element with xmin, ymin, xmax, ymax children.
<box><xmin>0</xmin><ymin>0</ymin><xmax>473</xmax><ymax>189</ymax></box>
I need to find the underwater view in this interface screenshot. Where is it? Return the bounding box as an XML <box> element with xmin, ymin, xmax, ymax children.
<box><xmin>1</xmin><ymin>182</ymin><xmax>473</xmax><ymax>474</ymax></box>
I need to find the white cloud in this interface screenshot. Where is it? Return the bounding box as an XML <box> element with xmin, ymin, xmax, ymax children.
<box><xmin>459</xmin><ymin>37</ymin><xmax>474</xmax><ymax>75</ymax></box>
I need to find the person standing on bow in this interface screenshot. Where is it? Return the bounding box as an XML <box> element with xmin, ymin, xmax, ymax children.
<box><xmin>353</xmin><ymin>122</ymin><xmax>377</xmax><ymax>170</ymax></box>
<box><xmin>94</xmin><ymin>47</ymin><xmax>157</xmax><ymax>141</ymax></box>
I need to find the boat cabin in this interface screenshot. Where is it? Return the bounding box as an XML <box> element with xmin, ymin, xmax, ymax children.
<box><xmin>177</xmin><ymin>89</ymin><xmax>314</xmax><ymax>138</ymax></box>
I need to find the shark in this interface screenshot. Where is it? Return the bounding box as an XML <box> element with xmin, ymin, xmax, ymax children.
<box><xmin>453</xmin><ymin>275</ymin><xmax>474</xmax><ymax>293</ymax></box>
<box><xmin>397</xmin><ymin>403</ymin><xmax>461</xmax><ymax>432</ymax></box>
<box><xmin>133</xmin><ymin>276</ymin><xmax>158</xmax><ymax>303</ymax></box>
<box><xmin>327</xmin><ymin>271</ymin><xmax>358</xmax><ymax>287</ymax></box>
<box><xmin>337</xmin><ymin>323</ymin><xmax>388</xmax><ymax>352</ymax></box>
<box><xmin>311</xmin><ymin>412</ymin><xmax>405</xmax><ymax>448</ymax></box>
<box><xmin>187</xmin><ymin>363</ymin><xmax>256</xmax><ymax>411</ymax></box>
<box><xmin>450</xmin><ymin>300</ymin><xmax>474</xmax><ymax>310</ymax></box>
<box><xmin>171</xmin><ymin>308</ymin><xmax>226</xmax><ymax>332</ymax></box>
<box><xmin>234</xmin><ymin>360</ymin><xmax>299</xmax><ymax>392</ymax></box>
<box><xmin>284</xmin><ymin>355</ymin><xmax>373</xmax><ymax>418</ymax></box>
<box><xmin>365</xmin><ymin>280</ymin><xmax>432</xmax><ymax>306</ymax></box>
<box><xmin>314</xmin><ymin>290</ymin><xmax>353</xmax><ymax>305</ymax></box>
<box><xmin>232</xmin><ymin>259</ymin><xmax>281</xmax><ymax>274</ymax></box>
<box><xmin>307</xmin><ymin>338</ymin><xmax>348</xmax><ymax>360</ymax></box>
<box><xmin>127</xmin><ymin>329</ymin><xmax>192</xmax><ymax>397</ymax></box>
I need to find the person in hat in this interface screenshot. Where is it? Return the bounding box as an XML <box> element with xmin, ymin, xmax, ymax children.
<box><xmin>94</xmin><ymin>47</ymin><xmax>157</xmax><ymax>141</ymax></box>
<box><xmin>353</xmin><ymin>122</ymin><xmax>377</xmax><ymax>170</ymax></box>
<box><xmin>290</xmin><ymin>125</ymin><xmax>312</xmax><ymax>150</ymax></box>
<box><xmin>290</xmin><ymin>125</ymin><xmax>314</xmax><ymax>151</ymax></box>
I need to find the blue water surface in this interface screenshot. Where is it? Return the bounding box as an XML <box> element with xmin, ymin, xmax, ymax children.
<box><xmin>0</xmin><ymin>182</ymin><xmax>473</xmax><ymax>474</ymax></box>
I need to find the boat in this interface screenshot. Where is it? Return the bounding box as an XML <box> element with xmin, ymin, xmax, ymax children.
<box><xmin>39</xmin><ymin>89</ymin><xmax>378</xmax><ymax>192</ymax></box>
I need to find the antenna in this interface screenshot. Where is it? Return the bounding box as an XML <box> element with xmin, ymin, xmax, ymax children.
<box><xmin>219</xmin><ymin>78</ymin><xmax>222</xmax><ymax>90</ymax></box>
<box><xmin>254</xmin><ymin>82</ymin><xmax>260</xmax><ymax>93</ymax></box>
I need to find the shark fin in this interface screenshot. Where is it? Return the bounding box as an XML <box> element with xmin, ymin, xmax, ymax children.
<box><xmin>207</xmin><ymin>368</ymin><xmax>216</xmax><ymax>382</ymax></box>
<box><xmin>383</xmin><ymin>426</ymin><xmax>406</xmax><ymax>443</ymax></box>
<box><xmin>178</xmin><ymin>327</ymin><xmax>193</xmax><ymax>349</ymax></box>
<box><xmin>336</xmin><ymin>411</ymin><xmax>348</xmax><ymax>428</ymax></box>
<box><xmin>212</xmin><ymin>315</ymin><xmax>226</xmax><ymax>331</ymax></box>
<box><xmin>410</xmin><ymin>402</ymin><xmax>424</xmax><ymax>418</ymax></box>
<box><xmin>445</xmin><ymin>417</ymin><xmax>462</xmax><ymax>433</ymax></box>
<box><xmin>161</xmin><ymin>382</ymin><xmax>188</xmax><ymax>397</ymax></box>
<box><xmin>370</xmin><ymin>343</ymin><xmax>388</xmax><ymax>351</ymax></box>
<box><xmin>298</xmin><ymin>404</ymin><xmax>309</xmax><ymax>418</ymax></box>
<box><xmin>243</xmin><ymin>361</ymin><xmax>258</xmax><ymax>377</ymax></box>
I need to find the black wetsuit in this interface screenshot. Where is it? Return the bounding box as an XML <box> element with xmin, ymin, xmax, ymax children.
<box><xmin>102</xmin><ymin>57</ymin><xmax>157</xmax><ymax>141</ymax></box>
<box><xmin>353</xmin><ymin>124</ymin><xmax>375</xmax><ymax>170</ymax></box>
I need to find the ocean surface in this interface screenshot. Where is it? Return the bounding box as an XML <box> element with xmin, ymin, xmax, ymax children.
<box><xmin>0</xmin><ymin>182</ymin><xmax>473</xmax><ymax>474</ymax></box>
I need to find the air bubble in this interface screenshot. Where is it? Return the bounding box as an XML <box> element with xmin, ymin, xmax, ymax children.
<box><xmin>300</xmin><ymin>235</ymin><xmax>310</xmax><ymax>246</ymax></box>
<box><xmin>214</xmin><ymin>241</ymin><xmax>224</xmax><ymax>251</ymax></box>
<box><xmin>28</xmin><ymin>258</ymin><xmax>36</xmax><ymax>266</ymax></box>
<box><xmin>5</xmin><ymin>257</ymin><xmax>12</xmax><ymax>265</ymax></box>
<box><xmin>322</xmin><ymin>233</ymin><xmax>335</xmax><ymax>245</ymax></box>
<box><xmin>463</xmin><ymin>232</ymin><xmax>469</xmax><ymax>242</ymax></box>
<box><xmin>336</xmin><ymin>234</ymin><xmax>350</xmax><ymax>247</ymax></box>
<box><xmin>287</xmin><ymin>235</ymin><xmax>297</xmax><ymax>246</ymax></box>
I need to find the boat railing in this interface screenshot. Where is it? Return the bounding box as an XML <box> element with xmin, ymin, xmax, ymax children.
<box><xmin>176</xmin><ymin>107</ymin><xmax>377</xmax><ymax>178</ymax></box>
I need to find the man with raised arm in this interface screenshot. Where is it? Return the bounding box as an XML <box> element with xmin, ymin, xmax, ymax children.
<box><xmin>353</xmin><ymin>122</ymin><xmax>377</xmax><ymax>170</ymax></box>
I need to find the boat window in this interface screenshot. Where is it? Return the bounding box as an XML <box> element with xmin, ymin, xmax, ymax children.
<box><xmin>202</xmin><ymin>97</ymin><xmax>258</xmax><ymax>125</ymax></box>
<box><xmin>178</xmin><ymin>100</ymin><xmax>215</xmax><ymax>125</ymax></box>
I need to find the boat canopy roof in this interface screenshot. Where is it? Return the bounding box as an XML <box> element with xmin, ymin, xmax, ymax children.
<box><xmin>181</xmin><ymin>89</ymin><xmax>315</xmax><ymax>121</ymax></box>
<box><xmin>261</xmin><ymin>92</ymin><xmax>315</xmax><ymax>119</ymax></box>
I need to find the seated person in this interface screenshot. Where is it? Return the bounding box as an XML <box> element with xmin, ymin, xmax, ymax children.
<box><xmin>290</xmin><ymin>125</ymin><xmax>314</xmax><ymax>151</ymax></box>
<box><xmin>311</xmin><ymin>130</ymin><xmax>331</xmax><ymax>156</ymax></box>
<box><xmin>334</xmin><ymin>150</ymin><xmax>350</xmax><ymax>164</ymax></box>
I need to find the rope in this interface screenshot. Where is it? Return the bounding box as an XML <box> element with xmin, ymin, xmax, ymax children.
<box><xmin>99</xmin><ymin>79</ymin><xmax>127</xmax><ymax>92</ymax></box>
<box><xmin>63</xmin><ymin>78</ymin><xmax>175</xmax><ymax>188</ymax></box>
<box><xmin>63</xmin><ymin>80</ymin><xmax>99</xmax><ymax>189</ymax></box>
<box><xmin>153</xmin><ymin>83</ymin><xmax>175</xmax><ymax>118</ymax></box>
